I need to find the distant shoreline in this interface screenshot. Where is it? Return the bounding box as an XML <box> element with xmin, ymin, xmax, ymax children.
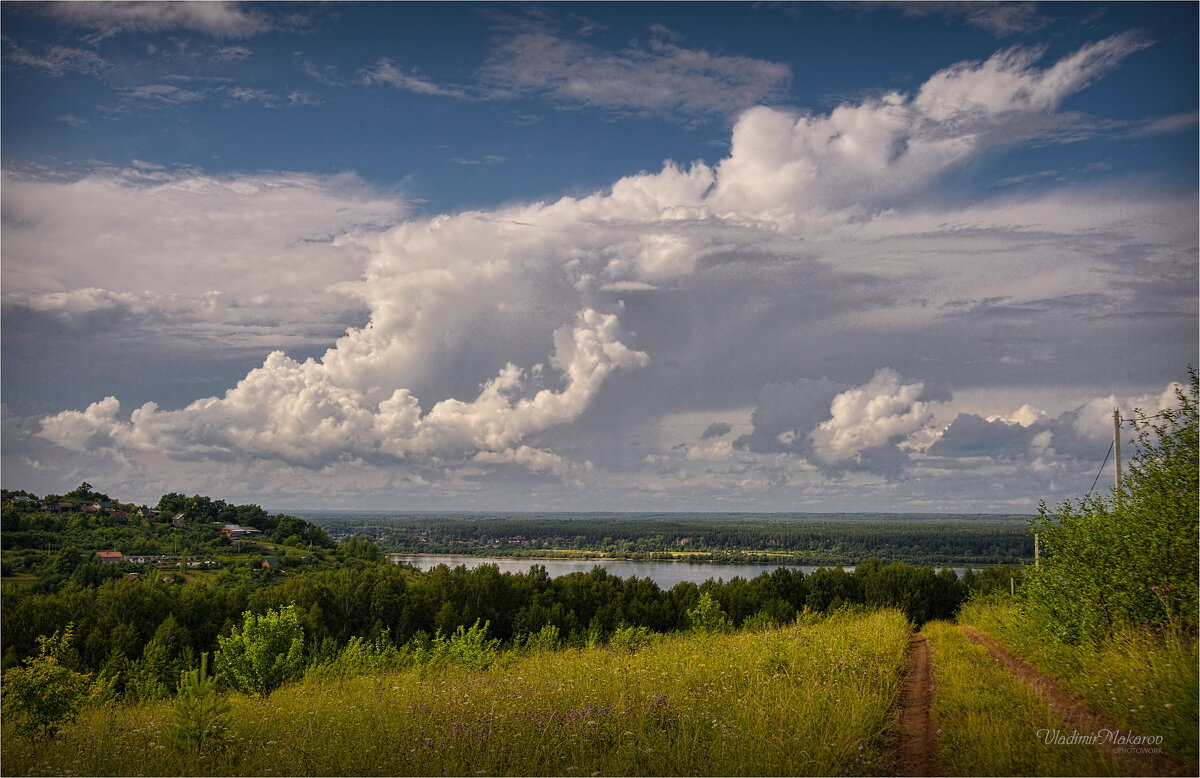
<box><xmin>385</xmin><ymin>551</ymin><xmax>992</xmax><ymax>572</ymax></box>
<box><xmin>285</xmin><ymin>509</ymin><xmax>1034</xmax><ymax>521</ymax></box>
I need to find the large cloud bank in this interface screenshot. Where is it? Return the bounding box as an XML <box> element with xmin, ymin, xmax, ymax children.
<box><xmin>17</xmin><ymin>35</ymin><xmax>1198</xmax><ymax>506</ymax></box>
<box><xmin>41</xmin><ymin>308</ymin><xmax>647</xmax><ymax>472</ymax></box>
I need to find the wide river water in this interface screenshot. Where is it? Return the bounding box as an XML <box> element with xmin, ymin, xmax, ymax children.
<box><xmin>390</xmin><ymin>554</ymin><xmax>971</xmax><ymax>589</ymax></box>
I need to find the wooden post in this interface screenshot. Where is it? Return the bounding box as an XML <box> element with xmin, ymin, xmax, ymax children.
<box><xmin>1010</xmin><ymin>577</ymin><xmax>1015</xmax><ymax>596</ymax></box>
<box><xmin>1034</xmin><ymin>533</ymin><xmax>1040</xmax><ymax>569</ymax></box>
<box><xmin>1113</xmin><ymin>408</ymin><xmax>1122</xmax><ymax>509</ymax></box>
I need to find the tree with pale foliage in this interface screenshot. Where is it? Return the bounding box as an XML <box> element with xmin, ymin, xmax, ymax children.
<box><xmin>688</xmin><ymin>591</ymin><xmax>732</xmax><ymax>633</ymax></box>
<box><xmin>214</xmin><ymin>606</ymin><xmax>305</xmax><ymax>695</ymax></box>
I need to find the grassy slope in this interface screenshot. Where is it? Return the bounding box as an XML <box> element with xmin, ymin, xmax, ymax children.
<box><xmin>959</xmin><ymin>601</ymin><xmax>1198</xmax><ymax>768</ymax></box>
<box><xmin>4</xmin><ymin>609</ymin><xmax>910</xmax><ymax>777</ymax></box>
<box><xmin>924</xmin><ymin>621</ymin><xmax>1125</xmax><ymax>776</ymax></box>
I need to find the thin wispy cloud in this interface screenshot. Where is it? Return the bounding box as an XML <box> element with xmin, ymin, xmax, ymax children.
<box><xmin>3</xmin><ymin>39</ymin><xmax>110</xmax><ymax>76</ymax></box>
<box><xmin>213</xmin><ymin>45</ymin><xmax>253</xmax><ymax>62</ymax></box>
<box><xmin>361</xmin><ymin>58</ymin><xmax>466</xmax><ymax>97</ymax></box>
<box><xmin>54</xmin><ymin>114</ymin><xmax>90</xmax><ymax>129</ymax></box>
<box><xmin>41</xmin><ymin>1</ymin><xmax>277</xmax><ymax>40</ymax></box>
<box><xmin>480</xmin><ymin>26</ymin><xmax>791</xmax><ymax>120</ymax></box>
<box><xmin>898</xmin><ymin>2</ymin><xmax>1049</xmax><ymax>37</ymax></box>
<box><xmin>122</xmin><ymin>83</ymin><xmax>207</xmax><ymax>105</ymax></box>
<box><xmin>1122</xmin><ymin>111</ymin><xmax>1200</xmax><ymax>138</ymax></box>
<box><xmin>450</xmin><ymin>155</ymin><xmax>509</xmax><ymax>166</ymax></box>
<box><xmin>225</xmin><ymin>86</ymin><xmax>322</xmax><ymax>109</ymax></box>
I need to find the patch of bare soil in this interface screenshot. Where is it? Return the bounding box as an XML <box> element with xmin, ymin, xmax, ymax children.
<box><xmin>895</xmin><ymin>632</ymin><xmax>941</xmax><ymax>777</ymax></box>
<box><xmin>961</xmin><ymin>626</ymin><xmax>1188</xmax><ymax>777</ymax></box>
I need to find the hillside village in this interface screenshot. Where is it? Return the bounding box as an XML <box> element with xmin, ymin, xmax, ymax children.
<box><xmin>1</xmin><ymin>483</ymin><xmax>339</xmax><ymax>585</ymax></box>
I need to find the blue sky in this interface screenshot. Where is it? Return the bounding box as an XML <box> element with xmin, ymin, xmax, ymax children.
<box><xmin>2</xmin><ymin>2</ymin><xmax>1197</xmax><ymax>511</ymax></box>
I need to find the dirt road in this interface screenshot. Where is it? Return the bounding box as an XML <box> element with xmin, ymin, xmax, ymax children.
<box><xmin>895</xmin><ymin>632</ymin><xmax>940</xmax><ymax>777</ymax></box>
<box><xmin>962</xmin><ymin>626</ymin><xmax>1188</xmax><ymax>777</ymax></box>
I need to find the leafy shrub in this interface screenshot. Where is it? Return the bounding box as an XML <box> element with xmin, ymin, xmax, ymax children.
<box><xmin>125</xmin><ymin>657</ymin><xmax>171</xmax><ymax>700</ymax></box>
<box><xmin>582</xmin><ymin>618</ymin><xmax>605</xmax><ymax>649</ymax></box>
<box><xmin>305</xmin><ymin>632</ymin><xmax>408</xmax><ymax>680</ymax></box>
<box><xmin>430</xmin><ymin>620</ymin><xmax>499</xmax><ymax>671</ymax></box>
<box><xmin>610</xmin><ymin>623</ymin><xmax>657</xmax><ymax>652</ymax></box>
<box><xmin>86</xmin><ymin>666</ymin><xmax>122</xmax><ymax>708</ymax></box>
<box><xmin>519</xmin><ymin>624</ymin><xmax>561</xmax><ymax>654</ymax></box>
<box><xmin>1</xmin><ymin>625</ymin><xmax>92</xmax><ymax>739</ymax></box>
<box><xmin>215</xmin><ymin>605</ymin><xmax>305</xmax><ymax>695</ymax></box>
<box><xmin>688</xmin><ymin>592</ymin><xmax>731</xmax><ymax>633</ymax></box>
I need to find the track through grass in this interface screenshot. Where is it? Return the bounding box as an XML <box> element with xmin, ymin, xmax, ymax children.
<box><xmin>924</xmin><ymin>621</ymin><xmax>1130</xmax><ymax>776</ymax></box>
<box><xmin>961</xmin><ymin>601</ymin><xmax>1198</xmax><ymax>769</ymax></box>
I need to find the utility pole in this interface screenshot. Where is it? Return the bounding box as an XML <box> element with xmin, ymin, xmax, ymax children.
<box><xmin>1034</xmin><ymin>533</ymin><xmax>1039</xmax><ymax>569</ymax></box>
<box><xmin>1113</xmin><ymin>408</ymin><xmax>1122</xmax><ymax>509</ymax></box>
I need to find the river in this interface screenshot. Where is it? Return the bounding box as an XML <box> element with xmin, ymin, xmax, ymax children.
<box><xmin>389</xmin><ymin>554</ymin><xmax>971</xmax><ymax>589</ymax></box>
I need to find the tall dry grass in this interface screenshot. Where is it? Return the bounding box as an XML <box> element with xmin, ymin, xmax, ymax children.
<box><xmin>4</xmin><ymin>608</ymin><xmax>910</xmax><ymax>776</ymax></box>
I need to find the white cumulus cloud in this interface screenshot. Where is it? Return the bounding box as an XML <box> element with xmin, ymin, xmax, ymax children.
<box><xmin>809</xmin><ymin>369</ymin><xmax>939</xmax><ymax>466</ymax></box>
<box><xmin>40</xmin><ymin>308</ymin><xmax>647</xmax><ymax>471</ymax></box>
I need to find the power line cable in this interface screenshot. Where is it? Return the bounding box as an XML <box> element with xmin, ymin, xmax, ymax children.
<box><xmin>1088</xmin><ymin>439</ymin><xmax>1114</xmax><ymax>496</ymax></box>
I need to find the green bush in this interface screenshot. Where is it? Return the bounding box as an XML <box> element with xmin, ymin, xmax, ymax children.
<box><xmin>1</xmin><ymin>625</ymin><xmax>92</xmax><ymax>739</ymax></box>
<box><xmin>519</xmin><ymin>624</ymin><xmax>561</xmax><ymax>654</ymax></box>
<box><xmin>740</xmin><ymin>610</ymin><xmax>779</xmax><ymax>632</ymax></box>
<box><xmin>430</xmin><ymin>619</ymin><xmax>499</xmax><ymax>671</ymax></box>
<box><xmin>688</xmin><ymin>591</ymin><xmax>732</xmax><ymax>633</ymax></box>
<box><xmin>305</xmin><ymin>632</ymin><xmax>408</xmax><ymax>680</ymax></box>
<box><xmin>1025</xmin><ymin>370</ymin><xmax>1198</xmax><ymax>643</ymax></box>
<box><xmin>215</xmin><ymin>606</ymin><xmax>305</xmax><ymax>695</ymax></box>
<box><xmin>610</xmin><ymin>623</ymin><xmax>657</xmax><ymax>652</ymax></box>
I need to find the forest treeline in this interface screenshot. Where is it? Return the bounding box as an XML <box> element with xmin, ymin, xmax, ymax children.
<box><xmin>319</xmin><ymin>513</ymin><xmax>1033</xmax><ymax>565</ymax></box>
<box><xmin>0</xmin><ymin>552</ymin><xmax>1017</xmax><ymax>701</ymax></box>
<box><xmin>1</xmin><ymin>481</ymin><xmax>1024</xmax><ymax>704</ymax></box>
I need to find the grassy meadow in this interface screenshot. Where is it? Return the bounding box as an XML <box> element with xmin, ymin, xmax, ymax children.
<box><xmin>3</xmin><ymin>609</ymin><xmax>910</xmax><ymax>777</ymax></box>
<box><xmin>960</xmin><ymin>601</ymin><xmax>1199</xmax><ymax>768</ymax></box>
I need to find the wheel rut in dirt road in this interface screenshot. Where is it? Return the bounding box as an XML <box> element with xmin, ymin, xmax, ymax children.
<box><xmin>961</xmin><ymin>626</ymin><xmax>1188</xmax><ymax>777</ymax></box>
<box><xmin>895</xmin><ymin>632</ymin><xmax>940</xmax><ymax>777</ymax></box>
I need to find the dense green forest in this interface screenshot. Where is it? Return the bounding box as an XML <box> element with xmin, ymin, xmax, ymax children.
<box><xmin>1</xmin><ymin>545</ymin><xmax>1017</xmax><ymax>699</ymax></box>
<box><xmin>312</xmin><ymin>512</ymin><xmax>1033</xmax><ymax>566</ymax></box>
<box><xmin>1</xmin><ymin>482</ymin><xmax>1021</xmax><ymax>702</ymax></box>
